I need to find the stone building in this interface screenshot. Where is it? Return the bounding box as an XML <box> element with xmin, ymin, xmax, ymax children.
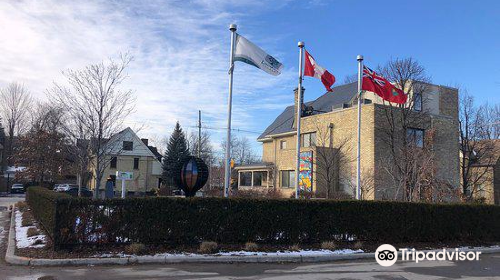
<box><xmin>235</xmin><ymin>81</ymin><xmax>460</xmax><ymax>200</ymax></box>
<box><xmin>88</xmin><ymin>127</ymin><xmax>163</xmax><ymax>196</ymax></box>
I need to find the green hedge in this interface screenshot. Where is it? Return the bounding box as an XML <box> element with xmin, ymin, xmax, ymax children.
<box><xmin>26</xmin><ymin>187</ymin><xmax>70</xmax><ymax>240</ymax></box>
<box><xmin>26</xmin><ymin>187</ymin><xmax>500</xmax><ymax>249</ymax></box>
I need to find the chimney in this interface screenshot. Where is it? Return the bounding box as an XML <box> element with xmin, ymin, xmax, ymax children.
<box><xmin>293</xmin><ymin>87</ymin><xmax>305</xmax><ymax>129</ymax></box>
<box><xmin>141</xmin><ymin>138</ymin><xmax>149</xmax><ymax>146</ymax></box>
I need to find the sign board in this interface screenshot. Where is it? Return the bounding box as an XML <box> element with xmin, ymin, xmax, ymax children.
<box><xmin>116</xmin><ymin>171</ymin><xmax>133</xmax><ymax>180</ymax></box>
<box><xmin>299</xmin><ymin>151</ymin><xmax>313</xmax><ymax>192</ymax></box>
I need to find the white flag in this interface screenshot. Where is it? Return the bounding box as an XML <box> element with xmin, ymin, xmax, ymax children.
<box><xmin>233</xmin><ymin>34</ymin><xmax>283</xmax><ymax>76</ymax></box>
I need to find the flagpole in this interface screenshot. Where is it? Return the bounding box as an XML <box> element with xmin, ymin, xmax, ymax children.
<box><xmin>224</xmin><ymin>23</ymin><xmax>237</xmax><ymax>198</ymax></box>
<box><xmin>356</xmin><ymin>54</ymin><xmax>364</xmax><ymax>200</ymax></box>
<box><xmin>295</xmin><ymin>42</ymin><xmax>305</xmax><ymax>199</ymax></box>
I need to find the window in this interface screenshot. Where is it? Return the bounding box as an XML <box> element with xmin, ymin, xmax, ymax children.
<box><xmin>133</xmin><ymin>158</ymin><xmax>139</xmax><ymax>170</ymax></box>
<box><xmin>123</xmin><ymin>141</ymin><xmax>133</xmax><ymax>151</ymax></box>
<box><xmin>280</xmin><ymin>140</ymin><xmax>287</xmax><ymax>150</ymax></box>
<box><xmin>301</xmin><ymin>132</ymin><xmax>316</xmax><ymax>148</ymax></box>
<box><xmin>413</xmin><ymin>92</ymin><xmax>422</xmax><ymax>112</ymax></box>
<box><xmin>406</xmin><ymin>128</ymin><xmax>424</xmax><ymax>148</ymax></box>
<box><xmin>240</xmin><ymin>172</ymin><xmax>252</xmax><ymax>186</ymax></box>
<box><xmin>281</xmin><ymin>170</ymin><xmax>295</xmax><ymax>188</ymax></box>
<box><xmin>253</xmin><ymin>171</ymin><xmax>267</xmax><ymax>187</ymax></box>
<box><xmin>110</xmin><ymin>157</ymin><xmax>117</xmax><ymax>169</ymax></box>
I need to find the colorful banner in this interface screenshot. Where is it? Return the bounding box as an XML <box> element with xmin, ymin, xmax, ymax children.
<box><xmin>299</xmin><ymin>151</ymin><xmax>313</xmax><ymax>192</ymax></box>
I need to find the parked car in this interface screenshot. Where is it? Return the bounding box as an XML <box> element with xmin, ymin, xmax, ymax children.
<box><xmin>64</xmin><ymin>186</ymin><xmax>93</xmax><ymax>198</ymax></box>
<box><xmin>54</xmin><ymin>183</ymin><xmax>77</xmax><ymax>192</ymax></box>
<box><xmin>10</xmin><ymin>183</ymin><xmax>25</xmax><ymax>194</ymax></box>
<box><xmin>53</xmin><ymin>184</ymin><xmax>62</xmax><ymax>191</ymax></box>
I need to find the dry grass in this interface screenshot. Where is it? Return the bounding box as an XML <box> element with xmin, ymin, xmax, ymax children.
<box><xmin>16</xmin><ymin>201</ymin><xmax>29</xmax><ymax>212</ymax></box>
<box><xmin>21</xmin><ymin>211</ymin><xmax>34</xmax><ymax>227</ymax></box>
<box><xmin>321</xmin><ymin>241</ymin><xmax>337</xmax><ymax>250</ymax></box>
<box><xmin>244</xmin><ymin>242</ymin><xmax>259</xmax><ymax>252</ymax></box>
<box><xmin>289</xmin><ymin>244</ymin><xmax>300</xmax><ymax>251</ymax></box>
<box><xmin>26</xmin><ymin>227</ymin><xmax>40</xmax><ymax>237</ymax></box>
<box><xmin>353</xmin><ymin>241</ymin><xmax>363</xmax><ymax>250</ymax></box>
<box><xmin>198</xmin><ymin>241</ymin><xmax>219</xmax><ymax>254</ymax></box>
<box><xmin>124</xmin><ymin>243</ymin><xmax>147</xmax><ymax>255</ymax></box>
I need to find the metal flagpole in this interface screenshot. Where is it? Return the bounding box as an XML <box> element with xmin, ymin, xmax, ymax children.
<box><xmin>356</xmin><ymin>55</ymin><xmax>364</xmax><ymax>200</ymax></box>
<box><xmin>295</xmin><ymin>42</ymin><xmax>305</xmax><ymax>199</ymax></box>
<box><xmin>198</xmin><ymin>110</ymin><xmax>202</xmax><ymax>158</ymax></box>
<box><xmin>224</xmin><ymin>23</ymin><xmax>237</xmax><ymax>198</ymax></box>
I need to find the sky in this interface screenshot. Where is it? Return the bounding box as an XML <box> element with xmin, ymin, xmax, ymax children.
<box><xmin>1</xmin><ymin>0</ymin><xmax>499</xmax><ymax>157</ymax></box>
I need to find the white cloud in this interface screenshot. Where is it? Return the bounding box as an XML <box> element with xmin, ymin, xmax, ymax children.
<box><xmin>0</xmin><ymin>0</ymin><xmax>296</xmax><ymax>155</ymax></box>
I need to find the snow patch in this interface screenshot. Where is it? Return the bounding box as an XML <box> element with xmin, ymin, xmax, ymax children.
<box><xmin>15</xmin><ymin>209</ymin><xmax>46</xmax><ymax>249</ymax></box>
<box><xmin>93</xmin><ymin>248</ymin><xmax>364</xmax><ymax>258</ymax></box>
<box><xmin>0</xmin><ymin>212</ymin><xmax>5</xmax><ymax>246</ymax></box>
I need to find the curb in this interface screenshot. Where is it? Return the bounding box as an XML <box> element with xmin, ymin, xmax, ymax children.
<box><xmin>4</xmin><ymin>208</ymin><xmax>500</xmax><ymax>266</ymax></box>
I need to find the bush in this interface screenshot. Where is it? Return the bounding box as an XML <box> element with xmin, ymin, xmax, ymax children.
<box><xmin>199</xmin><ymin>241</ymin><xmax>218</xmax><ymax>254</ymax></box>
<box><xmin>321</xmin><ymin>241</ymin><xmax>337</xmax><ymax>250</ymax></box>
<box><xmin>27</xmin><ymin>227</ymin><xmax>40</xmax><ymax>237</ymax></box>
<box><xmin>25</xmin><ymin>187</ymin><xmax>69</xmax><ymax>239</ymax></box>
<box><xmin>353</xmin><ymin>241</ymin><xmax>363</xmax><ymax>250</ymax></box>
<box><xmin>25</xmin><ymin>188</ymin><xmax>500</xmax><ymax>250</ymax></box>
<box><xmin>289</xmin><ymin>244</ymin><xmax>300</xmax><ymax>251</ymax></box>
<box><xmin>244</xmin><ymin>242</ymin><xmax>259</xmax><ymax>252</ymax></box>
<box><xmin>125</xmin><ymin>243</ymin><xmax>147</xmax><ymax>255</ymax></box>
<box><xmin>16</xmin><ymin>201</ymin><xmax>29</xmax><ymax>212</ymax></box>
<box><xmin>21</xmin><ymin>211</ymin><xmax>34</xmax><ymax>227</ymax></box>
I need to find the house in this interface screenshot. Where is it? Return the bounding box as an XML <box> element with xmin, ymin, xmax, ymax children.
<box><xmin>235</xmin><ymin>81</ymin><xmax>460</xmax><ymax>200</ymax></box>
<box><xmin>463</xmin><ymin>139</ymin><xmax>500</xmax><ymax>204</ymax></box>
<box><xmin>88</xmin><ymin>127</ymin><xmax>163</xmax><ymax>196</ymax></box>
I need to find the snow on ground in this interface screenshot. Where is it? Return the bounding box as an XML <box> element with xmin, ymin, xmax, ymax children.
<box><xmin>15</xmin><ymin>209</ymin><xmax>46</xmax><ymax>249</ymax></box>
<box><xmin>94</xmin><ymin>248</ymin><xmax>364</xmax><ymax>258</ymax></box>
<box><xmin>0</xmin><ymin>211</ymin><xmax>5</xmax><ymax>247</ymax></box>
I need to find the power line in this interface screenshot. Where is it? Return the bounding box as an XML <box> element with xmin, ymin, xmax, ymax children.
<box><xmin>187</xmin><ymin>125</ymin><xmax>261</xmax><ymax>135</ymax></box>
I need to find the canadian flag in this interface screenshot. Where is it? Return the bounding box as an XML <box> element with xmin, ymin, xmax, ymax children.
<box><xmin>304</xmin><ymin>50</ymin><xmax>336</xmax><ymax>92</ymax></box>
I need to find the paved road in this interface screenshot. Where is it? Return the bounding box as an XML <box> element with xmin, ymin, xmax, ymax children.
<box><xmin>1</xmin><ymin>196</ymin><xmax>500</xmax><ymax>280</ymax></box>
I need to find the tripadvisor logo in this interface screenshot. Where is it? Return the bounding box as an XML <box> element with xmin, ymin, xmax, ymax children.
<box><xmin>375</xmin><ymin>244</ymin><xmax>482</xmax><ymax>267</ymax></box>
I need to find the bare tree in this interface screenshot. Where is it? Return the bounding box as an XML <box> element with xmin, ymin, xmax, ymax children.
<box><xmin>375</xmin><ymin>58</ymin><xmax>433</xmax><ymax>201</ymax></box>
<box><xmin>187</xmin><ymin>130</ymin><xmax>215</xmax><ymax>165</ymax></box>
<box><xmin>49</xmin><ymin>54</ymin><xmax>135</xmax><ymax>199</ymax></box>
<box><xmin>314</xmin><ymin>122</ymin><xmax>352</xmax><ymax>199</ymax></box>
<box><xmin>459</xmin><ymin>89</ymin><xmax>500</xmax><ymax>202</ymax></box>
<box><xmin>0</xmin><ymin>82</ymin><xmax>33</xmax><ymax>164</ymax></box>
<box><xmin>220</xmin><ymin>136</ymin><xmax>257</xmax><ymax>165</ymax></box>
<box><xmin>343</xmin><ymin>74</ymin><xmax>358</xmax><ymax>85</ymax></box>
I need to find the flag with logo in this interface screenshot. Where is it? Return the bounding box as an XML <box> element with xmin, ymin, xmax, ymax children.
<box><xmin>362</xmin><ymin>66</ymin><xmax>407</xmax><ymax>104</ymax></box>
<box><xmin>233</xmin><ymin>34</ymin><xmax>283</xmax><ymax>76</ymax></box>
<box><xmin>303</xmin><ymin>50</ymin><xmax>336</xmax><ymax>91</ymax></box>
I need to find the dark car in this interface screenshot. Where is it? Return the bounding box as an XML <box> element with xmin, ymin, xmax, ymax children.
<box><xmin>10</xmin><ymin>183</ymin><xmax>25</xmax><ymax>194</ymax></box>
<box><xmin>64</xmin><ymin>186</ymin><xmax>93</xmax><ymax>198</ymax></box>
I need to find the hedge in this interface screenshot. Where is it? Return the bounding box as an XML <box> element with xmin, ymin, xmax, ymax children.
<box><xmin>26</xmin><ymin>187</ymin><xmax>500</xmax><ymax>249</ymax></box>
<box><xmin>26</xmin><ymin>187</ymin><xmax>70</xmax><ymax>240</ymax></box>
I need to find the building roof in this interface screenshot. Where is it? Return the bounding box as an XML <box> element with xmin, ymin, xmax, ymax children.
<box><xmin>234</xmin><ymin>162</ymin><xmax>274</xmax><ymax>170</ymax></box>
<box><xmin>258</xmin><ymin>82</ymin><xmax>358</xmax><ymax>140</ymax></box>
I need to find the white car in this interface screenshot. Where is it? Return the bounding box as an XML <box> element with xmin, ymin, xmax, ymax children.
<box><xmin>54</xmin><ymin>184</ymin><xmax>77</xmax><ymax>192</ymax></box>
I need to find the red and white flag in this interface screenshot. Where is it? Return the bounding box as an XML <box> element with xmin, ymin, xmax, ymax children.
<box><xmin>362</xmin><ymin>66</ymin><xmax>407</xmax><ymax>104</ymax></box>
<box><xmin>304</xmin><ymin>50</ymin><xmax>336</xmax><ymax>91</ymax></box>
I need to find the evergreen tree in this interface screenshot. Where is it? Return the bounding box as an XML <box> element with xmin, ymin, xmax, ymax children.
<box><xmin>162</xmin><ymin>122</ymin><xmax>190</xmax><ymax>187</ymax></box>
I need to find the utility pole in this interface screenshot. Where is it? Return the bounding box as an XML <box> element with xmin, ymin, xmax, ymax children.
<box><xmin>198</xmin><ymin>110</ymin><xmax>202</xmax><ymax>158</ymax></box>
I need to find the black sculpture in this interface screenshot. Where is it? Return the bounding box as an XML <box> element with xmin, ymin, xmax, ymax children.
<box><xmin>175</xmin><ymin>156</ymin><xmax>209</xmax><ymax>197</ymax></box>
